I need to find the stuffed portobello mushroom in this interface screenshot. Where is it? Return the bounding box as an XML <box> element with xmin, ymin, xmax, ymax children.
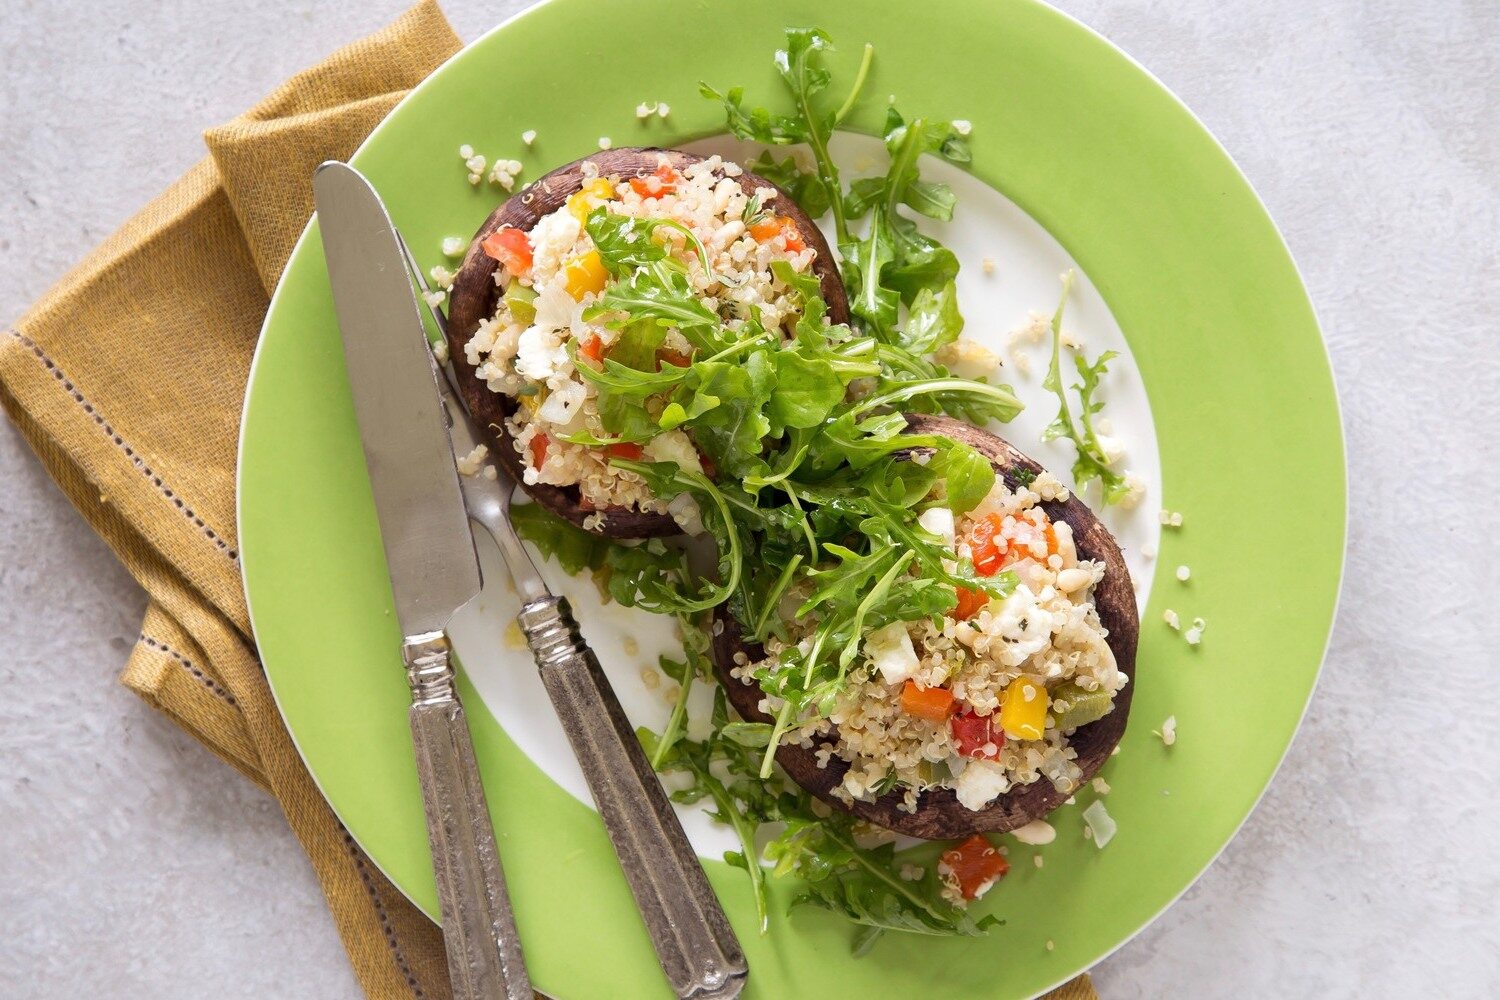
<box><xmin>710</xmin><ymin>415</ymin><xmax>1138</xmax><ymax>841</ymax></box>
<box><xmin>446</xmin><ymin>147</ymin><xmax>849</xmax><ymax>538</ymax></box>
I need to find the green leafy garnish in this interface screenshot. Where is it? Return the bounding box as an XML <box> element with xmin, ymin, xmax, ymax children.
<box><xmin>1041</xmin><ymin>272</ymin><xmax>1131</xmax><ymax>504</ymax></box>
<box><xmin>509</xmin><ymin>27</ymin><xmax>1037</xmax><ymax>953</ymax></box>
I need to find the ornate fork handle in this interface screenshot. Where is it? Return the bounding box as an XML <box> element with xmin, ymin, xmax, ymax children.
<box><xmin>518</xmin><ymin>597</ymin><xmax>747</xmax><ymax>1000</ymax></box>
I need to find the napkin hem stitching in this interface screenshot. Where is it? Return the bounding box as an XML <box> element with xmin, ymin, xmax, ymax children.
<box><xmin>5</xmin><ymin>328</ymin><xmax>240</xmax><ymax>563</ymax></box>
<box><xmin>138</xmin><ymin>633</ymin><xmax>238</xmax><ymax>705</ymax></box>
<box><xmin>343</xmin><ymin>829</ymin><xmax>428</xmax><ymax>998</ymax></box>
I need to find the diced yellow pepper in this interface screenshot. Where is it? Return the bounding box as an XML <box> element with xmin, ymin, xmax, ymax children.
<box><xmin>999</xmin><ymin>677</ymin><xmax>1048</xmax><ymax>741</ymax></box>
<box><xmin>518</xmin><ymin>388</ymin><xmax>545</xmax><ymax>416</ymax></box>
<box><xmin>562</xmin><ymin>250</ymin><xmax>608</xmax><ymax>300</ymax></box>
<box><xmin>567</xmin><ymin>178</ymin><xmax>616</xmax><ymax>225</ymax></box>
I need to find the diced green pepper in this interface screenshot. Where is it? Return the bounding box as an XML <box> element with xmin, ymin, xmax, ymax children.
<box><xmin>1047</xmin><ymin>682</ymin><xmax>1114</xmax><ymax>730</ymax></box>
<box><xmin>502</xmin><ymin>281</ymin><xmax>538</xmax><ymax>324</ymax></box>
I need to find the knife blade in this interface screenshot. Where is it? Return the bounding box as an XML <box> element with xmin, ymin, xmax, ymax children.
<box><xmin>314</xmin><ymin>162</ymin><xmax>480</xmax><ymax>636</ymax></box>
<box><xmin>314</xmin><ymin>160</ymin><xmax>532</xmax><ymax>1000</ymax></box>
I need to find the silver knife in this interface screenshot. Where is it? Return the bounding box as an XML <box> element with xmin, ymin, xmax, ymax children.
<box><xmin>397</xmin><ymin>239</ymin><xmax>748</xmax><ymax>999</ymax></box>
<box><xmin>314</xmin><ymin>161</ymin><xmax>532</xmax><ymax>1000</ymax></box>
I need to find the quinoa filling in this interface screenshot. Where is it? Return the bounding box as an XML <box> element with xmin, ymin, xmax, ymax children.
<box><xmin>742</xmin><ymin>471</ymin><xmax>1127</xmax><ymax>813</ymax></box>
<box><xmin>467</xmin><ymin>154</ymin><xmax>821</xmax><ymax>524</ymax></box>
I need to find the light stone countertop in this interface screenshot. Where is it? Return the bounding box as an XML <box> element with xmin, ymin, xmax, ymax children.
<box><xmin>2</xmin><ymin>1</ymin><xmax>1496</xmax><ymax>997</ymax></box>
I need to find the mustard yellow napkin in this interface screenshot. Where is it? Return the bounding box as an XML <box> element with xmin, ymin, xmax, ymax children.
<box><xmin>0</xmin><ymin>4</ymin><xmax>1097</xmax><ymax>997</ymax></box>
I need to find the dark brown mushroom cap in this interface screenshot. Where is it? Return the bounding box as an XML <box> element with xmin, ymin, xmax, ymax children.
<box><xmin>445</xmin><ymin>147</ymin><xmax>850</xmax><ymax>539</ymax></box>
<box><xmin>710</xmin><ymin>413</ymin><xmax>1139</xmax><ymax>840</ymax></box>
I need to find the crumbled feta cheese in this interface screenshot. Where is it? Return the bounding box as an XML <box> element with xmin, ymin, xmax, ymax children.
<box><xmin>865</xmin><ymin>621</ymin><xmax>921</xmax><ymax>685</ymax></box>
<box><xmin>1082</xmin><ymin>799</ymin><xmax>1117</xmax><ymax>848</ymax></box>
<box><xmin>1155</xmin><ymin>715</ymin><xmax>1177</xmax><ymax>746</ymax></box>
<box><xmin>644</xmin><ymin>429</ymin><xmax>705</xmax><ymax>474</ymax></box>
<box><xmin>917</xmin><ymin>507</ymin><xmax>955</xmax><ymax>549</ymax></box>
<box><xmin>667</xmin><ymin>493</ymin><xmax>705</xmax><ymax>536</ymax></box>
<box><xmin>1009</xmin><ymin>819</ymin><xmax>1056</xmax><ymax>845</ymax></box>
<box><xmin>1176</xmin><ymin>564</ymin><xmax>1191</xmax><ymax>582</ymax></box>
<box><xmin>936</xmin><ymin>336</ymin><xmax>1000</xmax><ymax>379</ymax></box>
<box><xmin>954</xmin><ymin>758</ymin><xmax>1011</xmax><ymax>810</ymax></box>
<box><xmin>455</xmin><ymin>443</ymin><xmax>488</xmax><ymax>477</ymax></box>
<box><xmin>1163</xmin><ymin>608</ymin><xmax>1180</xmax><ymax>630</ymax></box>
<box><xmin>521</xmin><ymin>129</ymin><xmax>537</xmax><ymax>146</ymax></box>
<box><xmin>952</xmin><ymin>119</ymin><xmax>972</xmax><ymax>136</ymax></box>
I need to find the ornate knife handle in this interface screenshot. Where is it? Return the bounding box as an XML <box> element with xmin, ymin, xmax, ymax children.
<box><xmin>517</xmin><ymin>597</ymin><xmax>748</xmax><ymax>1000</ymax></box>
<box><xmin>404</xmin><ymin>632</ymin><xmax>533</xmax><ymax>1000</ymax></box>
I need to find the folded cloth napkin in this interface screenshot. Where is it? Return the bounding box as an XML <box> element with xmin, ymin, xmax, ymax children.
<box><xmin>0</xmin><ymin>3</ymin><xmax>1097</xmax><ymax>998</ymax></box>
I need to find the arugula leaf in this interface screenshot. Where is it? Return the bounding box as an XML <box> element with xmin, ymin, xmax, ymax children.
<box><xmin>899</xmin><ymin>280</ymin><xmax>963</xmax><ymax>355</ymax></box>
<box><xmin>768</xmin><ymin>798</ymin><xmax>1000</xmax><ymax>953</ymax></box>
<box><xmin>641</xmin><ymin>687</ymin><xmax>781</xmax><ymax>931</ymax></box>
<box><xmin>1040</xmin><ymin>271</ymin><xmax>1131</xmax><ymax>504</ymax></box>
<box><xmin>927</xmin><ymin>439</ymin><xmax>995</xmax><ymax>515</ymax></box>
<box><xmin>510</xmin><ymin>503</ymin><xmax>608</xmax><ymax>575</ymax></box>
<box><xmin>592</xmin><ymin>320</ymin><xmax>666</xmax><ymax>439</ymax></box>
<box><xmin>769</xmin><ymin>351</ymin><xmax>843</xmax><ymax>430</ymax></box>
<box><xmin>587</xmin><ymin>261</ymin><xmax>720</xmax><ymax>336</ymax></box>
<box><xmin>748</xmin><ymin>151</ymin><xmax>833</xmax><ymax>221</ymax></box>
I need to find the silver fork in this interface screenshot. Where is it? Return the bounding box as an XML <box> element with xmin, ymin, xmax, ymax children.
<box><xmin>400</xmin><ymin>239</ymin><xmax>748</xmax><ymax>1000</ymax></box>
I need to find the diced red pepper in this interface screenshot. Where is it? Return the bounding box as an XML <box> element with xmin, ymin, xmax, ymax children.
<box><xmin>656</xmin><ymin>348</ymin><xmax>693</xmax><ymax>370</ymax></box>
<box><xmin>628</xmin><ymin>162</ymin><xmax>678</xmax><ymax>199</ymax></box>
<box><xmin>605</xmin><ymin>442</ymin><xmax>644</xmax><ymax>460</ymax></box>
<box><xmin>696</xmin><ymin>447</ymin><xmax>717</xmax><ymax>479</ymax></box>
<box><xmin>747</xmin><ymin>217</ymin><xmax>781</xmax><ymax>242</ymax></box>
<box><xmin>966</xmin><ymin>513</ymin><xmax>1010</xmax><ymax>576</ymax></box>
<box><xmin>481</xmin><ymin>226</ymin><xmax>532</xmax><ymax>276</ymax></box>
<box><xmin>747</xmin><ymin>215</ymin><xmax>804</xmax><ymax>252</ymax></box>
<box><xmin>954</xmin><ymin>586</ymin><xmax>989</xmax><ymax>620</ymax></box>
<box><xmin>901</xmin><ymin>681</ymin><xmax>956</xmax><ymax>723</ymax></box>
<box><xmin>950</xmin><ymin>709</ymin><xmax>1004</xmax><ymax>760</ymax></box>
<box><xmin>941</xmin><ymin>834</ymin><xmax>1010</xmax><ymax>900</ymax></box>
<box><xmin>779</xmin><ymin>217</ymin><xmax>805</xmax><ymax>253</ymax></box>
<box><xmin>579</xmin><ymin>334</ymin><xmax>605</xmax><ymax>364</ymax></box>
<box><xmin>528</xmin><ymin>433</ymin><xmax>549</xmax><ymax>469</ymax></box>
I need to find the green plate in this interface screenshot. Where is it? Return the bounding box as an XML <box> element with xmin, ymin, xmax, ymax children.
<box><xmin>239</xmin><ymin>1</ymin><xmax>1344</xmax><ymax>997</ymax></box>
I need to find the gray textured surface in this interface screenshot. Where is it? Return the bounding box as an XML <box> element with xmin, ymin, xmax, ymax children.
<box><xmin>1</xmin><ymin>1</ymin><xmax>1497</xmax><ymax>997</ymax></box>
